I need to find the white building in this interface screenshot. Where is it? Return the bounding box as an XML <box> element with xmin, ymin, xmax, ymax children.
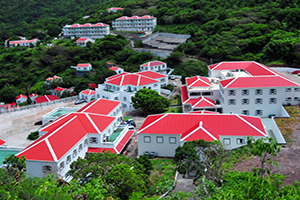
<box><xmin>79</xmin><ymin>89</ymin><xmax>96</xmax><ymax>102</ymax></box>
<box><xmin>74</xmin><ymin>63</ymin><xmax>92</xmax><ymax>76</ymax></box>
<box><xmin>96</xmin><ymin>71</ymin><xmax>166</xmax><ymax>111</ymax></box>
<box><xmin>75</xmin><ymin>38</ymin><xmax>95</xmax><ymax>47</ymax></box>
<box><xmin>107</xmin><ymin>7</ymin><xmax>123</xmax><ymax>12</ymax></box>
<box><xmin>140</xmin><ymin>61</ymin><xmax>168</xmax><ymax>75</ymax></box>
<box><xmin>29</xmin><ymin>94</ymin><xmax>38</xmax><ymax>102</ymax></box>
<box><xmin>45</xmin><ymin>75</ymin><xmax>62</xmax><ymax>85</ymax></box>
<box><xmin>5</xmin><ymin>38</ymin><xmax>39</xmax><ymax>48</ymax></box>
<box><xmin>62</xmin><ymin>23</ymin><xmax>110</xmax><ymax>39</ymax></box>
<box><xmin>138</xmin><ymin>112</ymin><xmax>272</xmax><ymax>157</ymax></box>
<box><xmin>17</xmin><ymin>99</ymin><xmax>134</xmax><ymax>181</ymax></box>
<box><xmin>16</xmin><ymin>94</ymin><xmax>27</xmax><ymax>104</ymax></box>
<box><xmin>109</xmin><ymin>66</ymin><xmax>124</xmax><ymax>74</ymax></box>
<box><xmin>112</xmin><ymin>15</ymin><xmax>157</xmax><ymax>32</ymax></box>
<box><xmin>181</xmin><ymin>61</ymin><xmax>300</xmax><ymax>117</ymax></box>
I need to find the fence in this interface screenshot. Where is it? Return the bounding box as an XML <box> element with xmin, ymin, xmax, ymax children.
<box><xmin>0</xmin><ymin>95</ymin><xmax>79</xmax><ymax>115</ymax></box>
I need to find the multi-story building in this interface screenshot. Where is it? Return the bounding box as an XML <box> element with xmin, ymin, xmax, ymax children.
<box><xmin>16</xmin><ymin>99</ymin><xmax>133</xmax><ymax>181</ymax></box>
<box><xmin>112</xmin><ymin>15</ymin><xmax>157</xmax><ymax>32</ymax></box>
<box><xmin>181</xmin><ymin>61</ymin><xmax>300</xmax><ymax>117</ymax></box>
<box><xmin>140</xmin><ymin>61</ymin><xmax>168</xmax><ymax>75</ymax></box>
<box><xmin>62</xmin><ymin>23</ymin><xmax>110</xmax><ymax>39</ymax></box>
<box><xmin>96</xmin><ymin>71</ymin><xmax>166</xmax><ymax>111</ymax></box>
<box><xmin>5</xmin><ymin>38</ymin><xmax>39</xmax><ymax>48</ymax></box>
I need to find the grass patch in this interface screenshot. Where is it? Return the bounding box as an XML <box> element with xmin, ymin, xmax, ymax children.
<box><xmin>223</xmin><ymin>146</ymin><xmax>252</xmax><ymax>170</ymax></box>
<box><xmin>123</xmin><ymin>116</ymin><xmax>132</xmax><ymax>121</ymax></box>
<box><xmin>275</xmin><ymin>105</ymin><xmax>300</xmax><ymax>145</ymax></box>
<box><xmin>164</xmin><ymin>106</ymin><xmax>182</xmax><ymax>113</ymax></box>
<box><xmin>148</xmin><ymin>158</ymin><xmax>176</xmax><ymax>196</ymax></box>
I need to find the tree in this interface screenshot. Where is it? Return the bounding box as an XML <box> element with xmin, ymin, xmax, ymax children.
<box><xmin>135</xmin><ymin>155</ymin><xmax>153</xmax><ymax>176</ymax></box>
<box><xmin>0</xmin><ymin>83</ymin><xmax>19</xmax><ymax>103</ymax></box>
<box><xmin>131</xmin><ymin>89</ymin><xmax>170</xmax><ymax>114</ymax></box>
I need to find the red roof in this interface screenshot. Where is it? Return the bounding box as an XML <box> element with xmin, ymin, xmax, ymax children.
<box><xmin>80</xmin><ymin>89</ymin><xmax>95</xmax><ymax>95</ymax></box>
<box><xmin>107</xmin><ymin>72</ymin><xmax>129</xmax><ymax>80</ymax></box>
<box><xmin>29</xmin><ymin>94</ymin><xmax>38</xmax><ymax>97</ymax></box>
<box><xmin>35</xmin><ymin>95</ymin><xmax>59</xmax><ymax>104</ymax></box>
<box><xmin>220</xmin><ymin>76</ymin><xmax>300</xmax><ymax>88</ymax></box>
<box><xmin>116</xmin><ymin>15</ymin><xmax>156</xmax><ymax>20</ymax></box>
<box><xmin>77</xmin><ymin>98</ymin><xmax>120</xmax><ymax>115</ymax></box>
<box><xmin>89</xmin><ymin>83</ymin><xmax>97</xmax><ymax>89</ymax></box>
<box><xmin>186</xmin><ymin>76</ymin><xmax>211</xmax><ymax>87</ymax></box>
<box><xmin>138</xmin><ymin>113</ymin><xmax>267</xmax><ymax>142</ymax></box>
<box><xmin>109</xmin><ymin>66</ymin><xmax>119</xmax><ymax>71</ymax></box>
<box><xmin>75</xmin><ymin>38</ymin><xmax>88</xmax><ymax>43</ymax></box>
<box><xmin>135</xmin><ymin>71</ymin><xmax>167</xmax><ymax>79</ymax></box>
<box><xmin>108</xmin><ymin>7</ymin><xmax>123</xmax><ymax>11</ymax></box>
<box><xmin>77</xmin><ymin>63</ymin><xmax>90</xmax><ymax>67</ymax></box>
<box><xmin>181</xmin><ymin>86</ymin><xmax>215</xmax><ymax>108</ymax></box>
<box><xmin>87</xmin><ymin>148</ymin><xmax>116</xmax><ymax>153</ymax></box>
<box><xmin>106</xmin><ymin>73</ymin><xmax>158</xmax><ymax>86</ymax></box>
<box><xmin>189</xmin><ymin>111</ymin><xmax>219</xmax><ymax>114</ymax></box>
<box><xmin>55</xmin><ymin>87</ymin><xmax>64</xmax><ymax>92</ymax></box>
<box><xmin>16</xmin><ymin>94</ymin><xmax>27</xmax><ymax>100</ymax></box>
<box><xmin>69</xmin><ymin>23</ymin><xmax>108</xmax><ymax>28</ymax></box>
<box><xmin>115</xmin><ymin>130</ymin><xmax>134</xmax><ymax>153</ymax></box>
<box><xmin>141</xmin><ymin>61</ymin><xmax>166</xmax><ymax>67</ymax></box>
<box><xmin>9</xmin><ymin>39</ymin><xmax>38</xmax><ymax>45</ymax></box>
<box><xmin>0</xmin><ymin>139</ymin><xmax>5</xmax><ymax>146</ymax></box>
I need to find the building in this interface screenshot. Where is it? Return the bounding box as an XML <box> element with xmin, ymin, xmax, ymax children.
<box><xmin>5</xmin><ymin>38</ymin><xmax>39</xmax><ymax>48</ymax></box>
<box><xmin>16</xmin><ymin>94</ymin><xmax>27</xmax><ymax>104</ymax></box>
<box><xmin>62</xmin><ymin>23</ymin><xmax>110</xmax><ymax>39</ymax></box>
<box><xmin>181</xmin><ymin>61</ymin><xmax>300</xmax><ymax>117</ymax></box>
<box><xmin>75</xmin><ymin>38</ymin><xmax>95</xmax><ymax>47</ymax></box>
<box><xmin>29</xmin><ymin>94</ymin><xmax>38</xmax><ymax>102</ymax></box>
<box><xmin>107</xmin><ymin>7</ymin><xmax>123</xmax><ymax>12</ymax></box>
<box><xmin>16</xmin><ymin>99</ymin><xmax>133</xmax><ymax>181</ymax></box>
<box><xmin>112</xmin><ymin>15</ymin><xmax>157</xmax><ymax>32</ymax></box>
<box><xmin>34</xmin><ymin>95</ymin><xmax>59</xmax><ymax>104</ymax></box>
<box><xmin>105</xmin><ymin>62</ymin><xmax>116</xmax><ymax>68</ymax></box>
<box><xmin>51</xmin><ymin>87</ymin><xmax>65</xmax><ymax>97</ymax></box>
<box><xmin>73</xmin><ymin>63</ymin><xmax>92</xmax><ymax>76</ymax></box>
<box><xmin>135</xmin><ymin>70</ymin><xmax>168</xmax><ymax>86</ymax></box>
<box><xmin>137</xmin><ymin>112</ymin><xmax>279</xmax><ymax>157</ymax></box>
<box><xmin>109</xmin><ymin>66</ymin><xmax>124</xmax><ymax>74</ymax></box>
<box><xmin>140</xmin><ymin>61</ymin><xmax>168</xmax><ymax>75</ymax></box>
<box><xmin>79</xmin><ymin>89</ymin><xmax>96</xmax><ymax>102</ymax></box>
<box><xmin>45</xmin><ymin>76</ymin><xmax>62</xmax><ymax>85</ymax></box>
<box><xmin>96</xmin><ymin>71</ymin><xmax>166</xmax><ymax>111</ymax></box>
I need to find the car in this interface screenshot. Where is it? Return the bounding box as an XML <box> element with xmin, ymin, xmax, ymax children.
<box><xmin>75</xmin><ymin>99</ymin><xmax>86</xmax><ymax>105</ymax></box>
<box><xmin>171</xmin><ymin>82</ymin><xmax>177</xmax><ymax>87</ymax></box>
<box><xmin>292</xmin><ymin>70</ymin><xmax>300</xmax><ymax>74</ymax></box>
<box><xmin>126</xmin><ymin>119</ymin><xmax>136</xmax><ymax>127</ymax></box>
<box><xmin>34</xmin><ymin>120</ymin><xmax>42</xmax><ymax>125</ymax></box>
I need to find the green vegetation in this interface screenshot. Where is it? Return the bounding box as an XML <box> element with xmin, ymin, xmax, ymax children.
<box><xmin>27</xmin><ymin>131</ymin><xmax>39</xmax><ymax>140</ymax></box>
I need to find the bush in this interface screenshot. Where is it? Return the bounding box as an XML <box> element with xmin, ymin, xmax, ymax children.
<box><xmin>27</xmin><ymin>131</ymin><xmax>39</xmax><ymax>140</ymax></box>
<box><xmin>162</xmin><ymin>84</ymin><xmax>174</xmax><ymax>91</ymax></box>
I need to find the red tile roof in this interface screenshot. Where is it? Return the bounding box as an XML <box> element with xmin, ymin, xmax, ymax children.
<box><xmin>115</xmin><ymin>130</ymin><xmax>134</xmax><ymax>153</ymax></box>
<box><xmin>77</xmin><ymin>98</ymin><xmax>120</xmax><ymax>115</ymax></box>
<box><xmin>80</xmin><ymin>89</ymin><xmax>95</xmax><ymax>95</ymax></box>
<box><xmin>106</xmin><ymin>73</ymin><xmax>158</xmax><ymax>86</ymax></box>
<box><xmin>35</xmin><ymin>95</ymin><xmax>59</xmax><ymax>104</ymax></box>
<box><xmin>220</xmin><ymin>76</ymin><xmax>300</xmax><ymax>88</ymax></box>
<box><xmin>55</xmin><ymin>87</ymin><xmax>65</xmax><ymax>92</ymax></box>
<box><xmin>16</xmin><ymin>94</ymin><xmax>27</xmax><ymax>100</ymax></box>
<box><xmin>116</xmin><ymin>15</ymin><xmax>155</xmax><ymax>20</ymax></box>
<box><xmin>138</xmin><ymin>113</ymin><xmax>267</xmax><ymax>142</ymax></box>
<box><xmin>87</xmin><ymin>148</ymin><xmax>117</xmax><ymax>153</ymax></box>
<box><xmin>141</xmin><ymin>61</ymin><xmax>165</xmax><ymax>67</ymax></box>
<box><xmin>135</xmin><ymin>71</ymin><xmax>167</xmax><ymax>79</ymax></box>
<box><xmin>77</xmin><ymin>63</ymin><xmax>90</xmax><ymax>67</ymax></box>
<box><xmin>181</xmin><ymin>86</ymin><xmax>216</xmax><ymax>108</ymax></box>
<box><xmin>89</xmin><ymin>83</ymin><xmax>97</xmax><ymax>88</ymax></box>
<box><xmin>69</xmin><ymin>23</ymin><xmax>108</xmax><ymax>28</ymax></box>
<box><xmin>109</xmin><ymin>66</ymin><xmax>119</xmax><ymax>71</ymax></box>
<box><xmin>186</xmin><ymin>76</ymin><xmax>211</xmax><ymax>87</ymax></box>
<box><xmin>108</xmin><ymin>7</ymin><xmax>123</xmax><ymax>11</ymax></box>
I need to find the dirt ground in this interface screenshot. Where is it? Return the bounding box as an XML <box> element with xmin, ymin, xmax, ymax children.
<box><xmin>232</xmin><ymin>106</ymin><xmax>300</xmax><ymax>185</ymax></box>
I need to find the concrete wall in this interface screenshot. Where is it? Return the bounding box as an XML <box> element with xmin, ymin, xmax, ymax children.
<box><xmin>270</xmin><ymin>67</ymin><xmax>300</xmax><ymax>73</ymax></box>
<box><xmin>134</xmin><ymin>48</ymin><xmax>173</xmax><ymax>58</ymax></box>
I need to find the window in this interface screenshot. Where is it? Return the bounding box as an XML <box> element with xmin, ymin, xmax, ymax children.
<box><xmin>144</xmin><ymin>136</ymin><xmax>151</xmax><ymax>143</ymax></box>
<box><xmin>123</xmin><ymin>97</ymin><xmax>127</xmax><ymax>101</ymax></box>
<box><xmin>90</xmin><ymin>137</ymin><xmax>98</xmax><ymax>144</ymax></box>
<box><xmin>223</xmin><ymin>138</ymin><xmax>231</xmax><ymax>145</ymax></box>
<box><xmin>73</xmin><ymin>149</ymin><xmax>77</xmax><ymax>158</ymax></box>
<box><xmin>66</xmin><ymin>155</ymin><xmax>71</xmax><ymax>164</ymax></box>
<box><xmin>60</xmin><ymin>162</ymin><xmax>65</xmax><ymax>170</ymax></box>
<box><xmin>255</xmin><ymin>98</ymin><xmax>263</xmax><ymax>104</ymax></box>
<box><xmin>269</xmin><ymin>89</ymin><xmax>277</xmax><ymax>95</ymax></box>
<box><xmin>294</xmin><ymin>97</ymin><xmax>300</xmax><ymax>101</ymax></box>
<box><xmin>42</xmin><ymin>165</ymin><xmax>52</xmax><ymax>173</ymax></box>
<box><xmin>241</xmin><ymin>99</ymin><xmax>250</xmax><ymax>105</ymax></box>
<box><xmin>237</xmin><ymin>138</ymin><xmax>245</xmax><ymax>144</ymax></box>
<box><xmin>97</xmin><ymin>94</ymin><xmax>100</xmax><ymax>98</ymax></box>
<box><xmin>286</xmin><ymin>88</ymin><xmax>292</xmax><ymax>92</ymax></box>
<box><xmin>241</xmin><ymin>110</ymin><xmax>249</xmax><ymax>115</ymax></box>
<box><xmin>269</xmin><ymin>98</ymin><xmax>277</xmax><ymax>104</ymax></box>
<box><xmin>156</xmin><ymin>136</ymin><xmax>164</xmax><ymax>143</ymax></box>
<box><xmin>286</xmin><ymin>97</ymin><xmax>292</xmax><ymax>101</ymax></box>
<box><xmin>255</xmin><ymin>110</ymin><xmax>263</xmax><ymax>116</ymax></box>
<box><xmin>84</xmin><ymin>139</ymin><xmax>88</xmax><ymax>146</ymax></box>
<box><xmin>79</xmin><ymin>144</ymin><xmax>83</xmax><ymax>152</ymax></box>
<box><xmin>241</xmin><ymin>90</ymin><xmax>249</xmax><ymax>95</ymax></box>
<box><xmin>228</xmin><ymin>99</ymin><xmax>236</xmax><ymax>105</ymax></box>
<box><xmin>255</xmin><ymin>89</ymin><xmax>263</xmax><ymax>95</ymax></box>
<box><xmin>202</xmin><ymin>92</ymin><xmax>212</xmax><ymax>96</ymax></box>
<box><xmin>169</xmin><ymin>137</ymin><xmax>176</xmax><ymax>144</ymax></box>
<box><xmin>228</xmin><ymin>90</ymin><xmax>236</xmax><ymax>96</ymax></box>
<box><xmin>295</xmin><ymin>88</ymin><xmax>300</xmax><ymax>92</ymax></box>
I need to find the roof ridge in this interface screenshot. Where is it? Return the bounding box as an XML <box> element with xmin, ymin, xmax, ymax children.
<box><xmin>223</xmin><ymin>77</ymin><xmax>237</xmax><ymax>88</ymax></box>
<box><xmin>139</xmin><ymin>114</ymin><xmax>168</xmax><ymax>133</ymax></box>
<box><xmin>235</xmin><ymin>115</ymin><xmax>266</xmax><ymax>136</ymax></box>
<box><xmin>181</xmin><ymin>121</ymin><xmax>203</xmax><ymax>141</ymax></box>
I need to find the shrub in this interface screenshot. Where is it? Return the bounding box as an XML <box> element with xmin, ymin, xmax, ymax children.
<box><xmin>27</xmin><ymin>131</ymin><xmax>39</xmax><ymax>140</ymax></box>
